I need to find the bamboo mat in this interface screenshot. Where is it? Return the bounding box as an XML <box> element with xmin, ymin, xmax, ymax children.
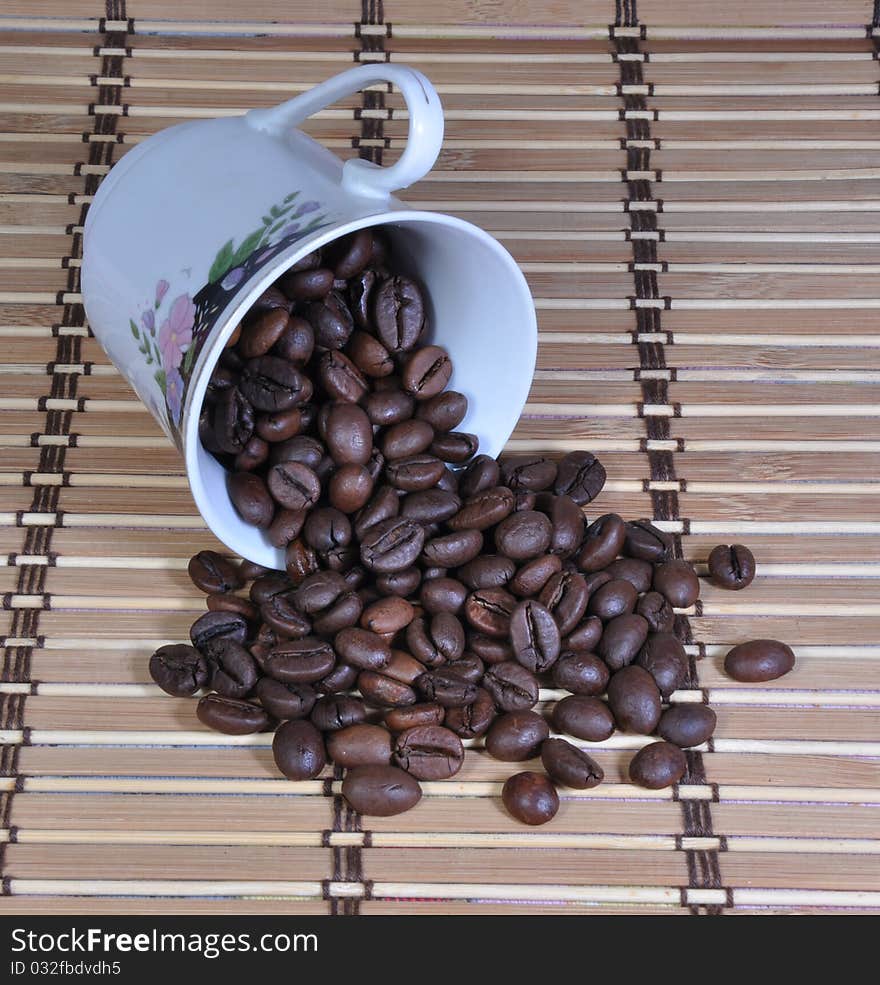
<box><xmin>0</xmin><ymin>0</ymin><xmax>879</xmax><ymax>916</ymax></box>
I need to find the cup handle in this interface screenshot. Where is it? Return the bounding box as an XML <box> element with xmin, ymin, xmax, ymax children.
<box><xmin>246</xmin><ymin>64</ymin><xmax>444</xmax><ymax>200</ymax></box>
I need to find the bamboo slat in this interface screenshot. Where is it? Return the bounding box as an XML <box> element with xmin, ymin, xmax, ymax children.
<box><xmin>0</xmin><ymin>2</ymin><xmax>878</xmax><ymax>916</ymax></box>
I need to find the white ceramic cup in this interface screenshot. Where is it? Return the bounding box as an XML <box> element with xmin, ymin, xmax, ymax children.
<box><xmin>82</xmin><ymin>65</ymin><xmax>537</xmax><ymax>569</ymax></box>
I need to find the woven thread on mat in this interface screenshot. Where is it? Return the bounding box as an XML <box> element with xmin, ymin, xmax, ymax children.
<box><xmin>0</xmin><ymin>2</ymin><xmax>128</xmax><ymax>887</ymax></box>
<box><xmin>611</xmin><ymin>1</ymin><xmax>727</xmax><ymax>915</ymax></box>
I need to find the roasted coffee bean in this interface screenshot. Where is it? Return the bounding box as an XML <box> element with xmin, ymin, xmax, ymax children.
<box><xmin>724</xmin><ymin>639</ymin><xmax>795</xmax><ymax>682</ymax></box>
<box><xmin>597</xmin><ymin>613</ymin><xmax>650</xmax><ymax>672</ymax></box>
<box><xmin>265</xmin><ymin>637</ymin><xmax>335</xmax><ymax>684</ymax></box>
<box><xmin>208</xmin><ymin>639</ymin><xmax>258</xmax><ymax>698</ymax></box>
<box><xmin>327</xmin><ymin>228</ymin><xmax>373</xmax><ymax>278</ymax></box>
<box><xmin>539</xmin><ymin>571</ymin><xmax>589</xmax><ymax>637</ymax></box>
<box><xmin>502</xmin><ymin>772</ymin><xmax>559</xmax><ymax>826</ymax></box>
<box><xmin>355</xmin><ymin>485</ymin><xmax>400</xmax><ymax>541</ymax></box>
<box><xmin>250</xmin><ymin>574</ymin><xmax>290</xmax><ymax>605</ymax></box>
<box><xmin>270</xmin><ymin>435</ymin><xmax>324</xmax><ymax>470</ymax></box>
<box><xmin>349</xmin><ymin>268</ymin><xmax>375</xmax><ymax>328</ymax></box>
<box><xmin>423</xmin><ymin>528</ymin><xmax>483</xmax><ymax>568</ymax></box>
<box><xmin>266</xmin><ymin>461</ymin><xmax>320</xmax><ymax>511</ymax></box>
<box><xmin>577</xmin><ymin>513</ymin><xmax>626</xmax><ymax>572</ymax></box>
<box><xmin>554</xmin><ymin>451</ymin><xmax>606</xmax><ymax>505</ymax></box>
<box><xmin>325</xmin><ymin>465</ymin><xmax>371</xmax><ymax>513</ymax></box>
<box><xmin>587</xmin><ymin>578</ymin><xmax>637</xmax><ymax>621</ymax></box>
<box><xmin>430</xmin><ymin>431</ymin><xmax>478</xmax><ymax>463</ymax></box>
<box><xmin>416</xmin><ymin>390</ymin><xmax>468</xmax><ymax>432</ymax></box>
<box><xmin>442</xmin><ymin>653</ymin><xmax>484</xmax><ymax>684</ymax></box>
<box><xmin>294</xmin><ymin>571</ymin><xmax>347</xmax><ymax>615</ymax></box>
<box><xmin>510</xmin><ymin>599</ymin><xmax>561</xmax><ymax>674</ymax></box>
<box><xmin>401</xmin><ymin>489</ymin><xmax>460</xmax><ymax>526</ymax></box>
<box><xmin>459</xmin><ymin>454</ymin><xmax>500</xmax><ymax>498</ymax></box>
<box><xmin>373</xmin><ymin>276</ymin><xmax>425</xmax><ymax>353</ymax></box>
<box><xmin>324</xmin><ymin>403</ymin><xmax>373</xmax><ymax>466</ymax></box>
<box><xmin>708</xmin><ymin>543</ymin><xmax>756</xmax><ymax>590</ymax></box>
<box><xmin>545</xmin><ymin>494</ymin><xmax>585</xmax><ymax>558</ymax></box>
<box><xmin>272</xmin><ymin>315</ymin><xmax>314</xmax><ymax>365</ymax></box>
<box><xmin>382</xmin><ymin>650</ymin><xmax>426</xmax><ymax>686</ymax></box>
<box><xmin>342</xmin><ymin>764</ymin><xmax>422</xmax><ymax>817</ymax></box>
<box><xmin>551</xmin><ymin>651</ymin><xmax>608</xmax><ymax>696</ymax></box>
<box><xmin>658</xmin><ymin>704</ymin><xmax>717</xmax><ymax>748</ymax></box>
<box><xmin>317</xmin><ymin>349</ymin><xmax>369</xmax><ymax>404</ymax></box>
<box><xmin>310</xmin><ymin>694</ymin><xmax>367</xmax><ymax>732</ymax></box>
<box><xmin>402</xmin><ymin>345</ymin><xmax>452</xmax><ymax>400</ymax></box>
<box><xmin>448</xmin><ymin>487</ymin><xmax>514</xmax><ymax>532</ymax></box>
<box><xmin>376</xmin><ymin>567</ymin><xmax>421</xmax><ymax>598</ymax></box>
<box><xmin>188</xmin><ymin>551</ymin><xmax>243</xmax><ymax>595</ymax></box>
<box><xmin>582</xmin><ymin>570</ymin><xmax>613</xmax><ymax>596</ymax></box>
<box><xmin>385</xmin><ymin>455</ymin><xmax>446</xmax><ymax>492</ymax></box>
<box><xmin>360</xmin><ymin>596</ymin><xmax>415</xmax><ymax>635</ymax></box>
<box><xmin>316</xmin><ymin>661</ymin><xmax>359</xmax><ymax>695</ymax></box>
<box><xmin>281</xmin><ymin>266</ymin><xmax>334</xmax><ymax>301</ymax></box>
<box><xmin>541</xmin><ymin>738</ymin><xmax>603</xmax><ymax>790</ymax></box>
<box><xmin>512</xmin><ymin>490</ymin><xmax>537</xmax><ymax>512</ymax></box>
<box><xmin>190</xmin><ymin>610</ymin><xmax>248</xmax><ymax>652</ymax></box>
<box><xmin>419</xmin><ymin>577</ymin><xmax>467</xmax><ymax>615</ymax></box>
<box><xmin>653</xmin><ymin>559</ymin><xmax>700</xmax><ymax>609</ymax></box>
<box><xmin>467</xmin><ymin>634</ymin><xmax>513</xmax><ymax>665</ymax></box>
<box><xmin>255</xmin><ymin>407</ymin><xmax>304</xmax><ymax>443</ymax></box>
<box><xmin>551</xmin><ymin>695</ymin><xmax>614</xmax><ymax>743</ymax></box>
<box><xmin>358</xmin><ymin>670</ymin><xmax>417</xmax><ymax>708</ymax></box>
<box><xmin>327</xmin><ymin>723</ymin><xmax>392</xmax><ymax>767</ymax></box>
<box><xmin>251</xmin><ymin>284</ymin><xmax>292</xmax><ymax>313</ymax></box>
<box><xmin>636</xmin><ymin>591</ymin><xmax>675</xmax><ymax>634</ymax></box>
<box><xmin>213</xmin><ymin>387</ymin><xmax>255</xmax><ymax>455</ymax></box>
<box><xmin>485</xmin><ymin>710</ymin><xmax>549</xmax><ymax>762</ymax></box>
<box><xmin>501</xmin><ymin>456</ymin><xmax>558</xmax><ymax>492</ymax></box>
<box><xmin>285</xmin><ymin>538</ymin><xmax>320</xmax><ymax>584</ymax></box>
<box><xmin>494</xmin><ymin>511</ymin><xmax>552</xmax><ymax>560</ymax></box>
<box><xmin>255</xmin><ymin>679</ymin><xmax>316</xmax><ymax>720</ymax></box>
<box><xmin>564</xmin><ymin>616</ymin><xmax>604</xmax><ymax>654</ymax></box>
<box><xmin>360</xmin><ymin>517</ymin><xmax>425</xmax><ymax>573</ymax></box>
<box><xmin>239</xmin><ymin>559</ymin><xmax>269</xmax><ymax>581</ymax></box>
<box><xmin>382</xmin><ymin>420</ymin><xmax>434</xmax><ymax>461</ymax></box>
<box><xmin>197</xmin><ymin>693</ymin><xmax>269</xmax><ymax>734</ymax></box>
<box><xmin>436</xmin><ymin>468</ymin><xmax>460</xmax><ymax>494</ymax></box>
<box><xmin>306</xmin><ymin>290</ymin><xmax>354</xmax><ymax>349</ymax></box>
<box><xmin>444</xmin><ymin>689</ymin><xmax>496</xmax><ymax>738</ymax></box>
<box><xmin>393</xmin><ymin>724</ymin><xmax>464</xmax><ymax>780</ymax></box>
<box><xmin>302</xmin><ymin>507</ymin><xmax>351</xmax><ymax>554</ymax></box>
<box><xmin>385</xmin><ymin>703</ymin><xmax>445</xmax><ymax>732</ymax></box>
<box><xmin>228</xmin><ymin>471</ymin><xmax>274</xmax><ymax>528</ymax></box>
<box><xmin>607</xmin><ymin>665</ymin><xmax>662</xmax><ymax>734</ymax></box>
<box><xmin>362</xmin><ymin>389</ymin><xmax>415</xmax><ymax>427</ymax></box>
<box><xmin>629</xmin><ymin>741</ymin><xmax>686</xmax><ymax>790</ymax></box>
<box><xmin>273</xmin><ymin>719</ymin><xmax>326</xmax><ymax>781</ymax></box>
<box><xmin>622</xmin><ymin>519</ymin><xmax>671</xmax><ymax>562</ymax></box>
<box><xmin>240</xmin><ymin>356</ymin><xmax>309</xmax><ymax>413</ymax></box>
<box><xmin>507</xmin><ymin>555</ymin><xmax>561</xmax><ymax>599</ymax></box>
<box><xmin>239</xmin><ymin>308</ymin><xmax>290</xmax><ymax>358</ymax></box>
<box><xmin>482</xmin><ymin>661</ymin><xmax>539</xmax><ymax>712</ymax></box>
<box><xmin>603</xmin><ymin>558</ymin><xmax>653</xmax><ymax>594</ymax></box>
<box><xmin>409</xmin><ymin>612</ymin><xmax>465</xmax><ymax>665</ymax></box>
<box><xmin>637</xmin><ymin>632</ymin><xmax>688</xmax><ymax>697</ymax></box>
<box><xmin>459</xmin><ymin>555</ymin><xmax>516</xmax><ymax>591</ymax></box>
<box><xmin>416</xmin><ymin>669</ymin><xmax>479</xmax><ymax>707</ymax></box>
<box><xmin>265</xmin><ymin>508</ymin><xmax>305</xmax><ymax>548</ymax></box>
<box><xmin>149</xmin><ymin>644</ymin><xmax>210</xmax><ymax>697</ymax></box>
<box><xmin>333</xmin><ymin>627</ymin><xmax>390</xmax><ymax>671</ymax></box>
<box><xmin>464</xmin><ymin>588</ymin><xmax>517</xmax><ymax>639</ymax></box>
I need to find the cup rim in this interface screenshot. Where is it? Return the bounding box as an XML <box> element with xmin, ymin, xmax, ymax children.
<box><xmin>184</xmin><ymin>209</ymin><xmax>537</xmax><ymax>566</ymax></box>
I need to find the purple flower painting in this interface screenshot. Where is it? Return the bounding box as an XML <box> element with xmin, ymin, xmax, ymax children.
<box><xmin>158</xmin><ymin>294</ymin><xmax>195</xmax><ymax>372</ymax></box>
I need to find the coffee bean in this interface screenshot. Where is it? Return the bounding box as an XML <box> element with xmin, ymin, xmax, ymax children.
<box><xmin>538</xmin><ymin>571</ymin><xmax>589</xmax><ymax>637</ymax></box>
<box><xmin>255</xmin><ymin>407</ymin><xmax>304</xmax><ymax>443</ymax></box>
<box><xmin>239</xmin><ymin>308</ymin><xmax>290</xmax><ymax>358</ymax></box>
<box><xmin>551</xmin><ymin>695</ymin><xmax>614</xmax><ymax>742</ymax></box>
<box><xmin>629</xmin><ymin>741</ymin><xmax>686</xmax><ymax>789</ymax></box>
<box><xmin>316</xmin><ymin>661</ymin><xmax>359</xmax><ymax>695</ymax></box>
<box><xmin>360</xmin><ymin>596</ymin><xmax>415</xmax><ymax>635</ymax></box>
<box><xmin>577</xmin><ymin>513</ymin><xmax>626</xmax><ymax>572</ymax></box>
<box><xmin>501</xmin><ymin>456</ymin><xmax>558</xmax><ymax>492</ymax></box>
<box><xmin>260</xmin><ymin>587</ymin><xmax>312</xmax><ymax>637</ymax></box>
<box><xmin>636</xmin><ymin>591</ymin><xmax>675</xmax><ymax>633</ymax></box>
<box><xmin>255</xmin><ymin>679</ymin><xmax>316</xmax><ymax>720</ymax></box>
<box><xmin>349</xmin><ymin>268</ymin><xmax>375</xmax><ymax>328</ymax></box>
<box><xmin>363</xmin><ymin>389</ymin><xmax>415</xmax><ymax>427</ymax></box>
<box><xmin>416</xmin><ymin>669</ymin><xmax>479</xmax><ymax>707</ymax></box>
<box><xmin>485</xmin><ymin>710</ymin><xmax>549</xmax><ymax>761</ymax></box>
<box><xmin>382</xmin><ymin>420</ymin><xmax>434</xmax><ymax>461</ymax></box>
<box><xmin>327</xmin><ymin>723</ymin><xmax>392</xmax><ymax>767</ymax></box>
<box><xmin>419</xmin><ymin>577</ymin><xmax>468</xmax><ymax>614</ymax></box>
<box><xmin>459</xmin><ymin>454</ymin><xmax>500</xmax><ymax>498</ymax></box>
<box><xmin>464</xmin><ymin>588</ymin><xmax>517</xmax><ymax>639</ymax></box>
<box><xmin>280</xmin><ymin>266</ymin><xmax>334</xmax><ymax>301</ymax></box>
<box><xmin>509</xmin><ymin>554</ymin><xmax>562</xmax><ymax>598</ymax></box>
<box><xmin>444</xmin><ymin>689</ymin><xmax>497</xmax><ymax>738</ymax></box>
<box><xmin>385</xmin><ymin>454</ymin><xmax>446</xmax><ymax>492</ymax></box>
<box><xmin>354</xmin><ymin>485</ymin><xmax>400</xmax><ymax>540</ymax></box>
<box><xmin>541</xmin><ymin>738</ymin><xmax>603</xmax><ymax>790</ymax></box>
<box><xmin>724</xmin><ymin>639</ymin><xmax>795</xmax><ymax>682</ymax></box>
<box><xmin>448</xmin><ymin>487</ymin><xmax>515</xmax><ymax>532</ymax></box>
<box><xmin>273</xmin><ymin>719</ymin><xmax>326</xmax><ymax>780</ymax></box>
<box><xmin>459</xmin><ymin>555</ymin><xmax>516</xmax><ymax>591</ymax></box>
<box><xmin>597</xmin><ymin>613</ymin><xmax>650</xmax><ymax>672</ymax></box>
<box><xmin>494</xmin><ymin>511</ymin><xmax>553</xmax><ymax>560</ymax></box>
<box><xmin>622</xmin><ymin>519</ymin><xmax>671</xmax><ymax>562</ymax></box>
<box><xmin>265</xmin><ymin>637</ymin><xmax>336</xmax><ymax>683</ymax></box>
<box><xmin>603</xmin><ymin>558</ymin><xmax>653</xmax><ymax>594</ymax></box>
<box><xmin>149</xmin><ymin>644</ymin><xmax>210</xmax><ymax>697</ymax></box>
<box><xmin>266</xmin><ymin>461</ymin><xmax>320</xmax><ymax>511</ymax></box>
<box><xmin>502</xmin><ymin>772</ymin><xmax>559</xmax><ymax>825</ymax></box>
<box><xmin>563</xmin><ymin>616</ymin><xmax>604</xmax><ymax>654</ymax></box>
<box><xmin>587</xmin><ymin>578</ymin><xmax>637</xmax><ymax>621</ymax></box>
<box><xmin>637</xmin><ymin>632</ymin><xmax>688</xmax><ymax>697</ymax></box>
<box><xmin>240</xmin><ymin>356</ymin><xmax>309</xmax><ymax>413</ymax></box>
<box><xmin>399</xmin><ymin>490</ymin><xmax>459</xmax><ymax>527</ymax></box>
<box><xmin>310</xmin><ymin>694</ymin><xmax>367</xmax><ymax>732</ymax></box>
<box><xmin>213</xmin><ymin>387</ymin><xmax>255</xmax><ymax>455</ymax></box>
<box><xmin>373</xmin><ymin>277</ymin><xmax>425</xmax><ymax>353</ymax></box>
<box><xmin>208</xmin><ymin>639</ymin><xmax>258</xmax><ymax>698</ymax></box>
<box><xmin>329</xmin><ymin>465</ymin><xmax>374</xmax><ymax>513</ymax></box>
<box><xmin>430</xmin><ymin>431</ymin><xmax>478</xmax><ymax>463</ymax></box>
<box><xmin>305</xmin><ymin>290</ymin><xmax>354</xmax><ymax>349</ymax></box>
<box><xmin>443</xmin><ymin>653</ymin><xmax>485</xmax><ymax>684</ymax></box>
<box><xmin>422</xmin><ymin>528</ymin><xmax>483</xmax><ymax>568</ymax></box>
<box><xmin>325</xmin><ymin>403</ymin><xmax>373</xmax><ymax>466</ymax></box>
<box><xmin>360</xmin><ymin>517</ymin><xmax>426</xmax><ymax>573</ymax></box>
<box><xmin>406</xmin><ymin>612</ymin><xmax>465</xmax><ymax>665</ymax></box>
<box><xmin>468</xmin><ymin>634</ymin><xmax>513</xmax><ymax>665</ymax></box>
<box><xmin>376</xmin><ymin>567</ymin><xmax>422</xmax><ymax>598</ymax></box>
<box><xmin>197</xmin><ymin>694</ymin><xmax>269</xmax><ymax>734</ymax></box>
<box><xmin>333</xmin><ymin>627</ymin><xmax>390</xmax><ymax>671</ymax></box>
<box><xmin>359</xmin><ymin>671</ymin><xmax>418</xmax><ymax>708</ymax></box>
<box><xmin>546</xmin><ymin>494</ymin><xmax>585</xmax><ymax>558</ymax></box>
<box><xmin>342</xmin><ymin>765</ymin><xmax>422</xmax><ymax>816</ymax></box>
<box><xmin>402</xmin><ymin>345</ymin><xmax>452</xmax><ymax>400</ymax></box>
<box><xmin>251</xmin><ymin>285</ymin><xmax>292</xmax><ymax>314</ymax></box>
<box><xmin>607</xmin><ymin>665</ymin><xmax>662</xmax><ymax>734</ymax></box>
<box><xmin>317</xmin><ymin>349</ymin><xmax>369</xmax><ymax>403</ymax></box>
<box><xmin>382</xmin><ymin>650</ymin><xmax>427</xmax><ymax>685</ymax></box>
<box><xmin>708</xmin><ymin>543</ymin><xmax>756</xmax><ymax>590</ymax></box>
<box><xmin>327</xmin><ymin>228</ymin><xmax>373</xmax><ymax>278</ymax></box>
<box><xmin>653</xmin><ymin>559</ymin><xmax>700</xmax><ymax>609</ymax></box>
<box><xmin>266</xmin><ymin>507</ymin><xmax>306</xmax><ymax>548</ymax></box>
<box><xmin>482</xmin><ymin>661</ymin><xmax>539</xmax><ymax>712</ymax></box>
<box><xmin>658</xmin><ymin>704</ymin><xmax>716</xmax><ymax>748</ymax></box>
<box><xmin>273</xmin><ymin>315</ymin><xmax>314</xmax><ymax>365</ymax></box>
<box><xmin>554</xmin><ymin>451</ymin><xmax>606</xmax><ymax>505</ymax></box>
<box><xmin>190</xmin><ymin>610</ymin><xmax>248</xmax><ymax>652</ymax></box>
<box><xmin>384</xmin><ymin>703</ymin><xmax>445</xmax><ymax>732</ymax></box>
<box><xmin>510</xmin><ymin>599</ymin><xmax>561</xmax><ymax>674</ymax></box>
<box><xmin>236</xmin><ymin>435</ymin><xmax>272</xmax><ymax>473</ymax></box>
<box><xmin>551</xmin><ymin>651</ymin><xmax>609</xmax><ymax>696</ymax></box>
<box><xmin>270</xmin><ymin>434</ymin><xmax>324</xmax><ymax>470</ymax></box>
<box><xmin>188</xmin><ymin>551</ymin><xmax>243</xmax><ymax>595</ymax></box>
<box><xmin>228</xmin><ymin>471</ymin><xmax>274</xmax><ymax>528</ymax></box>
<box><xmin>393</xmin><ymin>724</ymin><xmax>464</xmax><ymax>780</ymax></box>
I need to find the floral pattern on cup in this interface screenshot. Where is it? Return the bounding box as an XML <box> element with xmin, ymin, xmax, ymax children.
<box><xmin>129</xmin><ymin>190</ymin><xmax>330</xmax><ymax>449</ymax></box>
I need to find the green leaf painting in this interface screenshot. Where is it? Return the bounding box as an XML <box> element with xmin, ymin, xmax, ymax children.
<box><xmin>208</xmin><ymin>238</ymin><xmax>235</xmax><ymax>284</ymax></box>
<box><xmin>129</xmin><ymin>319</ymin><xmax>140</xmax><ymax>341</ymax></box>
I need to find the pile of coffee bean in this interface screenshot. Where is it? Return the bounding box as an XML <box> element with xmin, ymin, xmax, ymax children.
<box><xmin>150</xmin><ymin>226</ymin><xmax>796</xmax><ymax>825</ymax></box>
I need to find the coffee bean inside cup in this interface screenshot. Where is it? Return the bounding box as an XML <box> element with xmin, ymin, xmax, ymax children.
<box><xmin>149</xmin><ymin>226</ymin><xmax>797</xmax><ymax>823</ymax></box>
